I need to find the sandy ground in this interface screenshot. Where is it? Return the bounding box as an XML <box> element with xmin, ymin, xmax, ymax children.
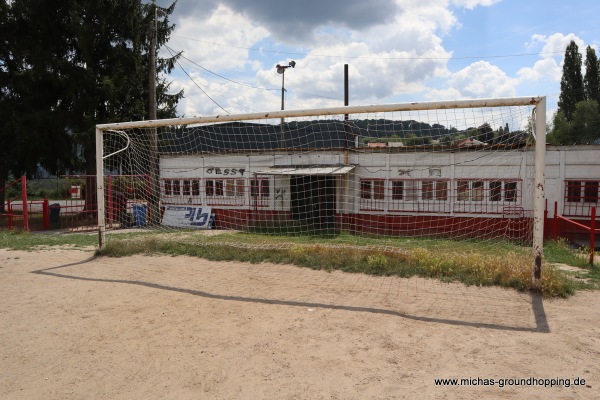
<box><xmin>1</xmin><ymin>247</ymin><xmax>599</xmax><ymax>400</ymax></box>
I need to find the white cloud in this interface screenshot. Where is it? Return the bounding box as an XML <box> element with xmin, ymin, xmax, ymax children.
<box><xmin>527</xmin><ymin>32</ymin><xmax>585</xmax><ymax>56</ymax></box>
<box><xmin>450</xmin><ymin>0</ymin><xmax>500</xmax><ymax>10</ymax></box>
<box><xmin>166</xmin><ymin>4</ymin><xmax>269</xmax><ymax>72</ymax></box>
<box><xmin>517</xmin><ymin>58</ymin><xmax>561</xmax><ymax>82</ymax></box>
<box><xmin>435</xmin><ymin>61</ymin><xmax>517</xmax><ymax>99</ymax></box>
<box><xmin>165</xmin><ymin>0</ymin><xmax>460</xmax><ymax>115</ymax></box>
<box><xmin>517</xmin><ymin>33</ymin><xmax>586</xmax><ymax>85</ymax></box>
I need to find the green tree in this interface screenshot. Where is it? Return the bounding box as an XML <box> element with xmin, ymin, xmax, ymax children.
<box><xmin>477</xmin><ymin>123</ymin><xmax>494</xmax><ymax>144</ymax></box>
<box><xmin>1</xmin><ymin>0</ymin><xmax>182</xmax><ymax>212</ymax></box>
<box><xmin>0</xmin><ymin>0</ymin><xmax>10</xmax><ymax>210</ymax></box>
<box><xmin>571</xmin><ymin>100</ymin><xmax>600</xmax><ymax>144</ymax></box>
<box><xmin>584</xmin><ymin>45</ymin><xmax>600</xmax><ymax>107</ymax></box>
<box><xmin>558</xmin><ymin>41</ymin><xmax>585</xmax><ymax>121</ymax></box>
<box><xmin>1</xmin><ymin>0</ymin><xmax>78</xmax><ymax>209</ymax></box>
<box><xmin>548</xmin><ymin>100</ymin><xmax>600</xmax><ymax>144</ymax></box>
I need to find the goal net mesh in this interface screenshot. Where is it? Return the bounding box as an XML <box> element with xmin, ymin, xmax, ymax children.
<box><xmin>98</xmin><ymin>98</ymin><xmax>541</xmax><ymax>253</ymax></box>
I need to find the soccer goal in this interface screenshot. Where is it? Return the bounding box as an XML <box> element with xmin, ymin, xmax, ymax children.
<box><xmin>96</xmin><ymin>96</ymin><xmax>546</xmax><ymax>285</ymax></box>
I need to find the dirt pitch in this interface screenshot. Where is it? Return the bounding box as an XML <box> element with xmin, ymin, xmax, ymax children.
<box><xmin>1</xmin><ymin>247</ymin><xmax>599</xmax><ymax>400</ymax></box>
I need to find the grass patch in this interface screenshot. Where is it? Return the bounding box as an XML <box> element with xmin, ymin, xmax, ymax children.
<box><xmin>543</xmin><ymin>238</ymin><xmax>600</xmax><ymax>291</ymax></box>
<box><xmin>0</xmin><ymin>229</ymin><xmax>98</xmax><ymax>250</ymax></box>
<box><xmin>1</xmin><ymin>228</ymin><xmax>593</xmax><ymax>298</ymax></box>
<box><xmin>98</xmin><ymin>231</ymin><xmax>579</xmax><ymax>298</ymax></box>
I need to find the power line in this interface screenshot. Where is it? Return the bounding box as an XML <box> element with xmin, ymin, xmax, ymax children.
<box><xmin>165</xmin><ymin>45</ymin><xmax>343</xmax><ymax>104</ymax></box>
<box><xmin>171</xmin><ymin>35</ymin><xmax>565</xmax><ymax>61</ymax></box>
<box><xmin>164</xmin><ymin>46</ymin><xmax>230</xmax><ymax>114</ymax></box>
<box><xmin>165</xmin><ymin>45</ymin><xmax>277</xmax><ymax>91</ymax></box>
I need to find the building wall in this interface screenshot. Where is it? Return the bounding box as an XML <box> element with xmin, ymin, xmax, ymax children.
<box><xmin>158</xmin><ymin>146</ymin><xmax>600</xmax><ymax>240</ymax></box>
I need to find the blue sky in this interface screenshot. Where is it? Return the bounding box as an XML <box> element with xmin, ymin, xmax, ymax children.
<box><xmin>153</xmin><ymin>0</ymin><xmax>600</xmax><ymax>118</ymax></box>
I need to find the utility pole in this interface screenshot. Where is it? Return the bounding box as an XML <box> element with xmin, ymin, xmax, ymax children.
<box><xmin>276</xmin><ymin>61</ymin><xmax>296</xmax><ymax>148</ymax></box>
<box><xmin>147</xmin><ymin>6</ymin><xmax>159</xmax><ymax>225</ymax></box>
<box><xmin>148</xmin><ymin>9</ymin><xmax>157</xmax><ymax>121</ymax></box>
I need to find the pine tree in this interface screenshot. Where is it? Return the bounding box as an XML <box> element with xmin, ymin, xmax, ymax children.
<box><xmin>0</xmin><ymin>0</ymin><xmax>182</xmax><ymax>213</ymax></box>
<box><xmin>558</xmin><ymin>41</ymin><xmax>585</xmax><ymax>121</ymax></box>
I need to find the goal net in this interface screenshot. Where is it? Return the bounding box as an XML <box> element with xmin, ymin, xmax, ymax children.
<box><xmin>97</xmin><ymin>97</ymin><xmax>546</xmax><ymax>281</ymax></box>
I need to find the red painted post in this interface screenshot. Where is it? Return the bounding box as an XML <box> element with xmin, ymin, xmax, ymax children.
<box><xmin>544</xmin><ymin>198</ymin><xmax>548</xmax><ymax>235</ymax></box>
<box><xmin>21</xmin><ymin>176</ymin><xmax>29</xmax><ymax>231</ymax></box>
<box><xmin>553</xmin><ymin>201</ymin><xmax>558</xmax><ymax>240</ymax></box>
<box><xmin>42</xmin><ymin>197</ymin><xmax>50</xmax><ymax>230</ymax></box>
<box><xmin>590</xmin><ymin>207</ymin><xmax>596</xmax><ymax>266</ymax></box>
<box><xmin>7</xmin><ymin>199</ymin><xmax>13</xmax><ymax>229</ymax></box>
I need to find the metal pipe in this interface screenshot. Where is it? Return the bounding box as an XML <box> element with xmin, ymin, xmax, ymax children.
<box><xmin>532</xmin><ymin>96</ymin><xmax>546</xmax><ymax>287</ymax></box>
<box><xmin>98</xmin><ymin>96</ymin><xmax>545</xmax><ymax>131</ymax></box>
<box><xmin>96</xmin><ymin>127</ymin><xmax>106</xmax><ymax>249</ymax></box>
<box><xmin>590</xmin><ymin>207</ymin><xmax>596</xmax><ymax>265</ymax></box>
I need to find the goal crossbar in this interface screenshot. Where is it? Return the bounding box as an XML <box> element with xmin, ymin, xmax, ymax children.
<box><xmin>96</xmin><ymin>96</ymin><xmax>544</xmax><ymax>131</ymax></box>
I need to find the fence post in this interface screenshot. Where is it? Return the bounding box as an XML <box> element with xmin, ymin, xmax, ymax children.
<box><xmin>7</xmin><ymin>199</ymin><xmax>13</xmax><ymax>229</ymax></box>
<box><xmin>591</xmin><ymin>207</ymin><xmax>596</xmax><ymax>266</ymax></box>
<box><xmin>544</xmin><ymin>199</ymin><xmax>548</xmax><ymax>239</ymax></box>
<box><xmin>553</xmin><ymin>201</ymin><xmax>558</xmax><ymax>240</ymax></box>
<box><xmin>43</xmin><ymin>197</ymin><xmax>50</xmax><ymax>230</ymax></box>
<box><xmin>21</xmin><ymin>176</ymin><xmax>29</xmax><ymax>231</ymax></box>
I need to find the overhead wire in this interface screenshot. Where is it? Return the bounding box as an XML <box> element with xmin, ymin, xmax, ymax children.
<box><xmin>166</xmin><ymin>45</ymin><xmax>278</xmax><ymax>91</ymax></box>
<box><xmin>171</xmin><ymin>35</ymin><xmax>566</xmax><ymax>61</ymax></box>
<box><xmin>163</xmin><ymin>45</ymin><xmax>346</xmax><ymax>110</ymax></box>
<box><xmin>164</xmin><ymin>45</ymin><xmax>231</xmax><ymax>114</ymax></box>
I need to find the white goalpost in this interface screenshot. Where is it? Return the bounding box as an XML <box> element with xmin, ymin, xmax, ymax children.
<box><xmin>96</xmin><ymin>96</ymin><xmax>546</xmax><ymax>285</ymax></box>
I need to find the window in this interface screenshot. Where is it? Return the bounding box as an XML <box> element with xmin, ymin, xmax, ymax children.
<box><xmin>164</xmin><ymin>179</ymin><xmax>173</xmax><ymax>196</ymax></box>
<box><xmin>192</xmin><ymin>180</ymin><xmax>200</xmax><ymax>196</ymax></box>
<box><xmin>172</xmin><ymin>180</ymin><xmax>181</xmax><ymax>196</ymax></box>
<box><xmin>226</xmin><ymin>180</ymin><xmax>235</xmax><ymax>197</ymax></box>
<box><xmin>392</xmin><ymin>181</ymin><xmax>404</xmax><ymax>200</ymax></box>
<box><xmin>373</xmin><ymin>180</ymin><xmax>385</xmax><ymax>200</ymax></box>
<box><xmin>564</xmin><ymin>180</ymin><xmax>598</xmax><ymax>203</ymax></box>
<box><xmin>584</xmin><ymin>181</ymin><xmax>599</xmax><ymax>203</ymax></box>
<box><xmin>457</xmin><ymin>180</ymin><xmax>469</xmax><ymax>201</ymax></box>
<box><xmin>566</xmin><ymin>181</ymin><xmax>581</xmax><ymax>202</ymax></box>
<box><xmin>261</xmin><ymin>180</ymin><xmax>269</xmax><ymax>198</ymax></box>
<box><xmin>236</xmin><ymin>179</ymin><xmax>245</xmax><ymax>197</ymax></box>
<box><xmin>360</xmin><ymin>180</ymin><xmax>385</xmax><ymax>200</ymax></box>
<box><xmin>205</xmin><ymin>180</ymin><xmax>214</xmax><ymax>197</ymax></box>
<box><xmin>457</xmin><ymin>181</ymin><xmax>487</xmax><ymax>202</ymax></box>
<box><xmin>435</xmin><ymin>181</ymin><xmax>448</xmax><ymax>201</ymax></box>
<box><xmin>360</xmin><ymin>180</ymin><xmax>372</xmax><ymax>199</ymax></box>
<box><xmin>182</xmin><ymin>180</ymin><xmax>191</xmax><ymax>196</ymax></box>
<box><xmin>490</xmin><ymin>181</ymin><xmax>502</xmax><ymax>201</ymax></box>
<box><xmin>472</xmin><ymin>181</ymin><xmax>484</xmax><ymax>201</ymax></box>
<box><xmin>422</xmin><ymin>180</ymin><xmax>447</xmax><ymax>201</ymax></box>
<box><xmin>504</xmin><ymin>182</ymin><xmax>517</xmax><ymax>202</ymax></box>
<box><xmin>422</xmin><ymin>181</ymin><xmax>434</xmax><ymax>200</ymax></box>
<box><xmin>215</xmin><ymin>180</ymin><xmax>224</xmax><ymax>196</ymax></box>
<box><xmin>224</xmin><ymin>179</ymin><xmax>245</xmax><ymax>197</ymax></box>
<box><xmin>251</xmin><ymin>178</ymin><xmax>270</xmax><ymax>198</ymax></box>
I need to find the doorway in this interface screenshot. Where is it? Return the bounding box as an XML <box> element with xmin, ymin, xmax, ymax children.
<box><xmin>290</xmin><ymin>175</ymin><xmax>336</xmax><ymax>234</ymax></box>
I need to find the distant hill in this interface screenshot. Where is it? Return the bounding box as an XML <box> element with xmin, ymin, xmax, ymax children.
<box><xmin>159</xmin><ymin>119</ymin><xmax>458</xmax><ymax>153</ymax></box>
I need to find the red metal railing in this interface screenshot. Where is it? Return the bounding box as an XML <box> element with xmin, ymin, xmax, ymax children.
<box><xmin>553</xmin><ymin>201</ymin><xmax>598</xmax><ymax>265</ymax></box>
<box><xmin>2</xmin><ymin>174</ymin><xmax>150</xmax><ymax>232</ymax></box>
<box><xmin>1</xmin><ymin>176</ymin><xmax>30</xmax><ymax>231</ymax></box>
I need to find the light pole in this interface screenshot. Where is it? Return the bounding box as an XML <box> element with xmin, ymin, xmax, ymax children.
<box><xmin>276</xmin><ymin>61</ymin><xmax>296</xmax><ymax>147</ymax></box>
